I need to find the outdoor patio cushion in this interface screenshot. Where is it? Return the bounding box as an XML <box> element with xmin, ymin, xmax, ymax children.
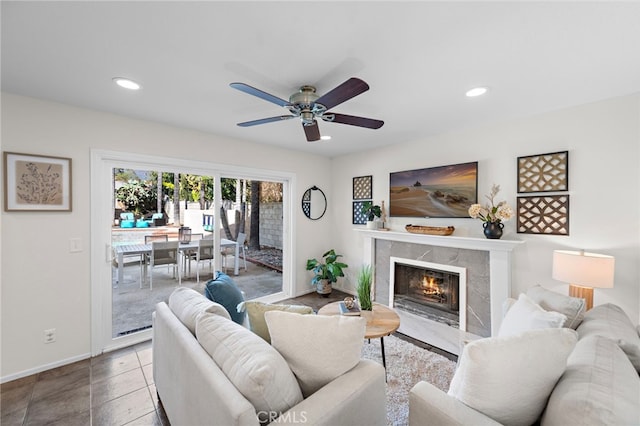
<box><xmin>204</xmin><ymin>271</ymin><xmax>245</xmax><ymax>324</ymax></box>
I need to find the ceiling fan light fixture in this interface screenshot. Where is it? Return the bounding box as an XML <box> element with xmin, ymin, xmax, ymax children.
<box><xmin>466</xmin><ymin>87</ymin><xmax>488</xmax><ymax>97</ymax></box>
<box><xmin>113</xmin><ymin>77</ymin><xmax>141</xmax><ymax>90</ymax></box>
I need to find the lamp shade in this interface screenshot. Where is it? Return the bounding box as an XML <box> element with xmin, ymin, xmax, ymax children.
<box><xmin>552</xmin><ymin>250</ymin><xmax>615</xmax><ymax>289</ymax></box>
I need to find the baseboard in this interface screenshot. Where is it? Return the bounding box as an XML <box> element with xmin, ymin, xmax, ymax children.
<box><xmin>1</xmin><ymin>352</ymin><xmax>91</xmax><ymax>384</ymax></box>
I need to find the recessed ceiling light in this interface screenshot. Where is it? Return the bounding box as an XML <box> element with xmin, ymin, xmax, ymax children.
<box><xmin>321</xmin><ymin>135</ymin><xmax>332</xmax><ymax>141</ymax></box>
<box><xmin>466</xmin><ymin>87</ymin><xmax>488</xmax><ymax>97</ymax></box>
<box><xmin>113</xmin><ymin>77</ymin><xmax>141</xmax><ymax>90</ymax></box>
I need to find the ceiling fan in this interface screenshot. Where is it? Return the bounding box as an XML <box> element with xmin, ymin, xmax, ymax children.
<box><xmin>230</xmin><ymin>77</ymin><xmax>384</xmax><ymax>142</ymax></box>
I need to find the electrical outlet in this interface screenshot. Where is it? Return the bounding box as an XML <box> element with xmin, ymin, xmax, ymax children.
<box><xmin>44</xmin><ymin>328</ymin><xmax>56</xmax><ymax>344</ymax></box>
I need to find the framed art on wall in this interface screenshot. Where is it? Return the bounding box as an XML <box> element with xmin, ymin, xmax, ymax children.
<box><xmin>352</xmin><ymin>201</ymin><xmax>368</xmax><ymax>225</ymax></box>
<box><xmin>517</xmin><ymin>151</ymin><xmax>568</xmax><ymax>193</ymax></box>
<box><xmin>3</xmin><ymin>152</ymin><xmax>72</xmax><ymax>211</ymax></box>
<box><xmin>517</xmin><ymin>195</ymin><xmax>569</xmax><ymax>235</ymax></box>
<box><xmin>389</xmin><ymin>161</ymin><xmax>477</xmax><ymax>218</ymax></box>
<box><xmin>353</xmin><ymin>175</ymin><xmax>373</xmax><ymax>200</ymax></box>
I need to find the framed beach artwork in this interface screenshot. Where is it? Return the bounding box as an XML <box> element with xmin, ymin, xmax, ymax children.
<box><xmin>389</xmin><ymin>161</ymin><xmax>478</xmax><ymax>218</ymax></box>
<box><xmin>3</xmin><ymin>152</ymin><xmax>72</xmax><ymax>211</ymax></box>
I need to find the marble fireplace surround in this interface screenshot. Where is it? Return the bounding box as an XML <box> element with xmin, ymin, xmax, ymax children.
<box><xmin>356</xmin><ymin>229</ymin><xmax>523</xmax><ymax>354</ymax></box>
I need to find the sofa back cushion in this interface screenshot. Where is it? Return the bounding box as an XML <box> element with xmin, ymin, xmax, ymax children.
<box><xmin>526</xmin><ymin>285</ymin><xmax>586</xmax><ymax>329</ymax></box>
<box><xmin>195</xmin><ymin>312</ymin><xmax>303</xmax><ymax>420</ymax></box>
<box><xmin>168</xmin><ymin>287</ymin><xmax>230</xmax><ymax>334</ymax></box>
<box><xmin>448</xmin><ymin>328</ymin><xmax>578</xmax><ymax>426</ymax></box>
<box><xmin>578</xmin><ymin>303</ymin><xmax>640</xmax><ymax>372</ymax></box>
<box><xmin>541</xmin><ymin>334</ymin><xmax>640</xmax><ymax>426</ymax></box>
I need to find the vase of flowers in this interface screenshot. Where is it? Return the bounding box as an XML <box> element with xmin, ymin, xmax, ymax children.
<box><xmin>468</xmin><ymin>184</ymin><xmax>514</xmax><ymax>239</ymax></box>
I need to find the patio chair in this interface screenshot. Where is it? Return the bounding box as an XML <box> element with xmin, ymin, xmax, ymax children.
<box><xmin>148</xmin><ymin>240</ymin><xmax>180</xmax><ymax>290</ymax></box>
<box><xmin>222</xmin><ymin>232</ymin><xmax>248</xmax><ymax>273</ymax></box>
<box><xmin>195</xmin><ymin>238</ymin><xmax>215</xmax><ymax>283</ymax></box>
<box><xmin>120</xmin><ymin>212</ymin><xmax>135</xmax><ymax>228</ymax></box>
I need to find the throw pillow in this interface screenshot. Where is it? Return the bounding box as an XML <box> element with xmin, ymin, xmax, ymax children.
<box><xmin>498</xmin><ymin>293</ymin><xmax>567</xmax><ymax>337</ymax></box>
<box><xmin>239</xmin><ymin>301</ymin><xmax>314</xmax><ymax>343</ymax></box>
<box><xmin>204</xmin><ymin>271</ymin><xmax>245</xmax><ymax>324</ymax></box>
<box><xmin>526</xmin><ymin>284</ymin><xmax>586</xmax><ymax>329</ymax></box>
<box><xmin>265</xmin><ymin>310</ymin><xmax>366</xmax><ymax>397</ymax></box>
<box><xmin>168</xmin><ymin>287</ymin><xmax>230</xmax><ymax>334</ymax></box>
<box><xmin>195</xmin><ymin>312</ymin><xmax>303</xmax><ymax>419</ymax></box>
<box><xmin>448</xmin><ymin>328</ymin><xmax>578</xmax><ymax>426</ymax></box>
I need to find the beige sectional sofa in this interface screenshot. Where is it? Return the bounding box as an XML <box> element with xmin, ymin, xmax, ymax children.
<box><xmin>153</xmin><ymin>288</ymin><xmax>387</xmax><ymax>426</ymax></box>
<box><xmin>409</xmin><ymin>298</ymin><xmax>640</xmax><ymax>425</ymax></box>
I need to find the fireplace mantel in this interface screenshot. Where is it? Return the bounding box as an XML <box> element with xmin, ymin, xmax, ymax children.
<box><xmin>356</xmin><ymin>228</ymin><xmax>524</xmax><ymax>338</ymax></box>
<box><xmin>355</xmin><ymin>229</ymin><xmax>524</xmax><ymax>252</ymax></box>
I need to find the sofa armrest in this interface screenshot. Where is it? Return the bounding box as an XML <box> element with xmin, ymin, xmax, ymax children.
<box><xmin>273</xmin><ymin>360</ymin><xmax>386</xmax><ymax>426</ymax></box>
<box><xmin>409</xmin><ymin>381</ymin><xmax>502</xmax><ymax>426</ymax></box>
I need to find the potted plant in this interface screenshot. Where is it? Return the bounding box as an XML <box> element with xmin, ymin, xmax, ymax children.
<box><xmin>356</xmin><ymin>264</ymin><xmax>373</xmax><ymax>311</ymax></box>
<box><xmin>306</xmin><ymin>249</ymin><xmax>348</xmax><ymax>296</ymax></box>
<box><xmin>362</xmin><ymin>201</ymin><xmax>382</xmax><ymax>229</ymax></box>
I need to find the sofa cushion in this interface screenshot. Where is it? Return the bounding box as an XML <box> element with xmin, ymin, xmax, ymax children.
<box><xmin>498</xmin><ymin>293</ymin><xmax>567</xmax><ymax>337</ymax></box>
<box><xmin>195</xmin><ymin>312</ymin><xmax>303</xmax><ymax>418</ymax></box>
<box><xmin>204</xmin><ymin>271</ymin><xmax>245</xmax><ymax>324</ymax></box>
<box><xmin>168</xmin><ymin>287</ymin><xmax>230</xmax><ymax>334</ymax></box>
<box><xmin>577</xmin><ymin>303</ymin><xmax>640</xmax><ymax>371</ymax></box>
<box><xmin>541</xmin><ymin>335</ymin><xmax>640</xmax><ymax>426</ymax></box>
<box><xmin>239</xmin><ymin>301</ymin><xmax>314</xmax><ymax>343</ymax></box>
<box><xmin>448</xmin><ymin>328</ymin><xmax>578</xmax><ymax>426</ymax></box>
<box><xmin>526</xmin><ymin>285</ymin><xmax>586</xmax><ymax>329</ymax></box>
<box><xmin>265</xmin><ymin>310</ymin><xmax>366</xmax><ymax>397</ymax></box>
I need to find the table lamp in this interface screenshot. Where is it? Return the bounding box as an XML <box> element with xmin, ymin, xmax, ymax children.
<box><xmin>552</xmin><ymin>249</ymin><xmax>615</xmax><ymax>310</ymax></box>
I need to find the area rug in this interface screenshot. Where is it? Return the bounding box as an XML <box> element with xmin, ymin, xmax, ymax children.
<box><xmin>361</xmin><ymin>335</ymin><xmax>457</xmax><ymax>426</ymax></box>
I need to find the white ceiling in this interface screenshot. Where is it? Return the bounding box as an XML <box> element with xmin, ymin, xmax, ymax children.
<box><xmin>2</xmin><ymin>1</ymin><xmax>640</xmax><ymax>158</ymax></box>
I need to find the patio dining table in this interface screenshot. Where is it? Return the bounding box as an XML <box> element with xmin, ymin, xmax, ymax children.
<box><xmin>114</xmin><ymin>238</ymin><xmax>239</xmax><ymax>284</ymax></box>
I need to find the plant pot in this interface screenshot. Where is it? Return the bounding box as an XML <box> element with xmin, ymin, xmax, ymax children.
<box><xmin>366</xmin><ymin>221</ymin><xmax>378</xmax><ymax>229</ymax></box>
<box><xmin>316</xmin><ymin>279</ymin><xmax>332</xmax><ymax>297</ymax></box>
<box><xmin>483</xmin><ymin>221</ymin><xmax>504</xmax><ymax>239</ymax></box>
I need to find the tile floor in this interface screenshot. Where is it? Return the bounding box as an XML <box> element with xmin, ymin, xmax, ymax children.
<box><xmin>1</xmin><ymin>340</ymin><xmax>169</xmax><ymax>426</ymax></box>
<box><xmin>1</xmin><ymin>291</ymin><xmax>349</xmax><ymax>426</ymax></box>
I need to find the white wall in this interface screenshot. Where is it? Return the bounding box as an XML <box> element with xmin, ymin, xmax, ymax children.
<box><xmin>3</xmin><ymin>92</ymin><xmax>639</xmax><ymax>380</ymax></box>
<box><xmin>0</xmin><ymin>93</ymin><xmax>332</xmax><ymax>379</ymax></box>
<box><xmin>331</xmin><ymin>94</ymin><xmax>640</xmax><ymax>325</ymax></box>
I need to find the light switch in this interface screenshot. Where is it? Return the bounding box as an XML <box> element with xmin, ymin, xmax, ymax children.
<box><xmin>69</xmin><ymin>238</ymin><xmax>83</xmax><ymax>253</ymax></box>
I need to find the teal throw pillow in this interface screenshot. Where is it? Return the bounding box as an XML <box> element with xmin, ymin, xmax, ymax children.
<box><xmin>204</xmin><ymin>271</ymin><xmax>245</xmax><ymax>324</ymax></box>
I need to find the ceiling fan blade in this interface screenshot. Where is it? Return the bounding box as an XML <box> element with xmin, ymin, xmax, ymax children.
<box><xmin>315</xmin><ymin>77</ymin><xmax>370</xmax><ymax>110</ymax></box>
<box><xmin>303</xmin><ymin>121</ymin><xmax>321</xmax><ymax>142</ymax></box>
<box><xmin>323</xmin><ymin>113</ymin><xmax>384</xmax><ymax>129</ymax></box>
<box><xmin>237</xmin><ymin>115</ymin><xmax>295</xmax><ymax>127</ymax></box>
<box><xmin>230</xmin><ymin>82</ymin><xmax>291</xmax><ymax>107</ymax></box>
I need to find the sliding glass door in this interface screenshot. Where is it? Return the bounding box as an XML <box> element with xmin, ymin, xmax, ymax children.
<box><xmin>91</xmin><ymin>150</ymin><xmax>293</xmax><ymax>354</ymax></box>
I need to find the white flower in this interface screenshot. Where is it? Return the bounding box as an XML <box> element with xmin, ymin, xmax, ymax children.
<box><xmin>469</xmin><ymin>184</ymin><xmax>513</xmax><ymax>223</ymax></box>
<box><xmin>496</xmin><ymin>204</ymin><xmax>514</xmax><ymax>221</ymax></box>
<box><xmin>468</xmin><ymin>204</ymin><xmax>486</xmax><ymax>219</ymax></box>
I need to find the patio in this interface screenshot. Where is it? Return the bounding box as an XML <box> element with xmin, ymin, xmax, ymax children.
<box><xmin>111</xmin><ymin>228</ymin><xmax>284</xmax><ymax>337</ymax></box>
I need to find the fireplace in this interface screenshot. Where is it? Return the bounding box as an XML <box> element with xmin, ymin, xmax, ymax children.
<box><xmin>390</xmin><ymin>257</ymin><xmax>467</xmax><ymax>332</ymax></box>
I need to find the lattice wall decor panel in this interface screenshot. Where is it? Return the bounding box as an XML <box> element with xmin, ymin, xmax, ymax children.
<box><xmin>517</xmin><ymin>151</ymin><xmax>568</xmax><ymax>193</ymax></box>
<box><xmin>353</xmin><ymin>175</ymin><xmax>373</xmax><ymax>200</ymax></box>
<box><xmin>353</xmin><ymin>201</ymin><xmax>368</xmax><ymax>225</ymax></box>
<box><xmin>517</xmin><ymin>195</ymin><xmax>569</xmax><ymax>235</ymax></box>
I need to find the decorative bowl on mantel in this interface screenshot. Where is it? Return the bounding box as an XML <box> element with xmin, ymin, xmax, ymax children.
<box><xmin>405</xmin><ymin>225</ymin><xmax>455</xmax><ymax>236</ymax></box>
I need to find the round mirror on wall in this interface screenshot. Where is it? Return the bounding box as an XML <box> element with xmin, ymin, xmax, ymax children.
<box><xmin>302</xmin><ymin>186</ymin><xmax>327</xmax><ymax>220</ymax></box>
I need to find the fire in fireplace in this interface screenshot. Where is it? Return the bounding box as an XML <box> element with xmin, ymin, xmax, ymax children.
<box><xmin>393</xmin><ymin>261</ymin><xmax>461</xmax><ymax>328</ymax></box>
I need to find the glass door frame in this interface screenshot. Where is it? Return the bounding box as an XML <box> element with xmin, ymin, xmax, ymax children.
<box><xmin>90</xmin><ymin>149</ymin><xmax>295</xmax><ymax>356</ymax></box>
